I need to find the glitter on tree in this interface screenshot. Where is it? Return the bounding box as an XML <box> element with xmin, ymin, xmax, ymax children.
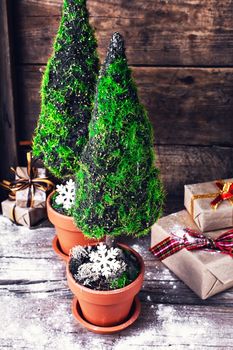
<box><xmin>33</xmin><ymin>0</ymin><xmax>99</xmax><ymax>178</ymax></box>
<box><xmin>74</xmin><ymin>32</ymin><xmax>164</xmax><ymax>239</ymax></box>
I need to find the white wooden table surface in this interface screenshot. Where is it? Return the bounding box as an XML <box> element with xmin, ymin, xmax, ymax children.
<box><xmin>0</xmin><ymin>215</ymin><xmax>233</xmax><ymax>350</ymax></box>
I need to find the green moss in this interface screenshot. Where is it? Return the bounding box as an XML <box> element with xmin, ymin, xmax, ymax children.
<box><xmin>73</xmin><ymin>33</ymin><xmax>165</xmax><ymax>239</ymax></box>
<box><xmin>110</xmin><ymin>272</ymin><xmax>129</xmax><ymax>290</ymax></box>
<box><xmin>33</xmin><ymin>0</ymin><xmax>100</xmax><ymax>178</ymax></box>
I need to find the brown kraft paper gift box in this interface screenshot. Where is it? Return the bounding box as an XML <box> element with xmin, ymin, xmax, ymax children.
<box><xmin>1</xmin><ymin>199</ymin><xmax>46</xmax><ymax>228</ymax></box>
<box><xmin>15</xmin><ymin>167</ymin><xmax>47</xmax><ymax>208</ymax></box>
<box><xmin>184</xmin><ymin>178</ymin><xmax>233</xmax><ymax>232</ymax></box>
<box><xmin>151</xmin><ymin>210</ymin><xmax>233</xmax><ymax>299</ymax></box>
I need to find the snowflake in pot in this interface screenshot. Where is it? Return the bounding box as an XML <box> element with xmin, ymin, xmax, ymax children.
<box><xmin>55</xmin><ymin>179</ymin><xmax>75</xmax><ymax>210</ymax></box>
<box><xmin>75</xmin><ymin>263</ymin><xmax>100</xmax><ymax>287</ymax></box>
<box><xmin>70</xmin><ymin>245</ymin><xmax>91</xmax><ymax>260</ymax></box>
<box><xmin>89</xmin><ymin>243</ymin><xmax>127</xmax><ymax>279</ymax></box>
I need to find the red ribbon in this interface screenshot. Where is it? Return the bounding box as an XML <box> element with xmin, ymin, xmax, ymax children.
<box><xmin>149</xmin><ymin>228</ymin><xmax>233</xmax><ymax>261</ymax></box>
<box><xmin>211</xmin><ymin>181</ymin><xmax>233</xmax><ymax>209</ymax></box>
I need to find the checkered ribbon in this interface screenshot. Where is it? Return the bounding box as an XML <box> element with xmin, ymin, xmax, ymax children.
<box><xmin>149</xmin><ymin>228</ymin><xmax>233</xmax><ymax>261</ymax></box>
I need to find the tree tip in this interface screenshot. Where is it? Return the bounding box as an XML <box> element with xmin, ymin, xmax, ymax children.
<box><xmin>111</xmin><ymin>32</ymin><xmax>124</xmax><ymax>44</ymax></box>
<box><xmin>105</xmin><ymin>32</ymin><xmax>126</xmax><ymax>65</ymax></box>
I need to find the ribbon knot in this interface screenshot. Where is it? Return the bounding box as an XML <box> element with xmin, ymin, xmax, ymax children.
<box><xmin>150</xmin><ymin>228</ymin><xmax>233</xmax><ymax>261</ymax></box>
<box><xmin>190</xmin><ymin>180</ymin><xmax>233</xmax><ymax>218</ymax></box>
<box><xmin>207</xmin><ymin>237</ymin><xmax>216</xmax><ymax>250</ymax></box>
<box><xmin>211</xmin><ymin>181</ymin><xmax>233</xmax><ymax>209</ymax></box>
<box><xmin>0</xmin><ymin>152</ymin><xmax>54</xmax><ymax>207</ymax></box>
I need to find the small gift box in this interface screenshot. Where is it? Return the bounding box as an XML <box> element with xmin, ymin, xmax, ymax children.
<box><xmin>150</xmin><ymin>210</ymin><xmax>233</xmax><ymax>299</ymax></box>
<box><xmin>15</xmin><ymin>166</ymin><xmax>47</xmax><ymax>208</ymax></box>
<box><xmin>0</xmin><ymin>152</ymin><xmax>54</xmax><ymax>209</ymax></box>
<box><xmin>1</xmin><ymin>199</ymin><xmax>46</xmax><ymax>228</ymax></box>
<box><xmin>184</xmin><ymin>179</ymin><xmax>233</xmax><ymax>232</ymax></box>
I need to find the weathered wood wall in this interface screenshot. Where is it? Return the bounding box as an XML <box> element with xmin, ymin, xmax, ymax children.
<box><xmin>0</xmin><ymin>0</ymin><xmax>18</xmax><ymax>200</ymax></box>
<box><xmin>8</xmin><ymin>0</ymin><xmax>233</xmax><ymax>206</ymax></box>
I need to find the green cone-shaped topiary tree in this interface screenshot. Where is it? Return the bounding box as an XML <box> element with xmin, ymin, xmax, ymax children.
<box><xmin>74</xmin><ymin>32</ymin><xmax>164</xmax><ymax>239</ymax></box>
<box><xmin>33</xmin><ymin>0</ymin><xmax>99</xmax><ymax>178</ymax></box>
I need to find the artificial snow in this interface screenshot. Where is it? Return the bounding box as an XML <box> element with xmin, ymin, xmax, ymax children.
<box><xmin>0</xmin><ymin>216</ymin><xmax>232</xmax><ymax>350</ymax></box>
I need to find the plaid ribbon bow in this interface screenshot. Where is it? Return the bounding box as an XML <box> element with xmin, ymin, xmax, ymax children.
<box><xmin>149</xmin><ymin>228</ymin><xmax>233</xmax><ymax>261</ymax></box>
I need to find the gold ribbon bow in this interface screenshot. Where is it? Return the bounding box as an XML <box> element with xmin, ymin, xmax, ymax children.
<box><xmin>0</xmin><ymin>152</ymin><xmax>54</xmax><ymax>208</ymax></box>
<box><xmin>191</xmin><ymin>180</ymin><xmax>233</xmax><ymax>218</ymax></box>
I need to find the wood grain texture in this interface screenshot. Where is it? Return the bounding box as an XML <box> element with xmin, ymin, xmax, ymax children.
<box><xmin>15</xmin><ymin>65</ymin><xmax>233</xmax><ymax>197</ymax></box>
<box><xmin>13</xmin><ymin>0</ymin><xmax>233</xmax><ymax>66</ymax></box>
<box><xmin>0</xmin><ymin>0</ymin><xmax>18</xmax><ymax>201</ymax></box>
<box><xmin>17</xmin><ymin>65</ymin><xmax>233</xmax><ymax>146</ymax></box>
<box><xmin>1</xmin><ymin>215</ymin><xmax>233</xmax><ymax>349</ymax></box>
<box><xmin>156</xmin><ymin>144</ymin><xmax>233</xmax><ymax>195</ymax></box>
<box><xmin>10</xmin><ymin>0</ymin><xmax>233</xmax><ymax>192</ymax></box>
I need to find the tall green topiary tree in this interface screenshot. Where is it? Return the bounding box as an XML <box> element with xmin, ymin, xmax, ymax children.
<box><xmin>33</xmin><ymin>0</ymin><xmax>99</xmax><ymax>178</ymax></box>
<box><xmin>74</xmin><ymin>32</ymin><xmax>164</xmax><ymax>239</ymax></box>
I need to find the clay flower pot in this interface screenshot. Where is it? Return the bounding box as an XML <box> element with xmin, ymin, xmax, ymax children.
<box><xmin>66</xmin><ymin>243</ymin><xmax>145</xmax><ymax>328</ymax></box>
<box><xmin>47</xmin><ymin>192</ymin><xmax>103</xmax><ymax>256</ymax></box>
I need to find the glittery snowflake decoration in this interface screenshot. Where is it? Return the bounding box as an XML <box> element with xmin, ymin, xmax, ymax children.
<box><xmin>70</xmin><ymin>245</ymin><xmax>91</xmax><ymax>260</ymax></box>
<box><xmin>55</xmin><ymin>179</ymin><xmax>75</xmax><ymax>210</ymax></box>
<box><xmin>75</xmin><ymin>263</ymin><xmax>100</xmax><ymax>287</ymax></box>
<box><xmin>89</xmin><ymin>243</ymin><xmax>127</xmax><ymax>279</ymax></box>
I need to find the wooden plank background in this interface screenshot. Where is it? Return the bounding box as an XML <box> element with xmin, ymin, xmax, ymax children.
<box><xmin>8</xmin><ymin>0</ymin><xmax>233</xmax><ymax>204</ymax></box>
<box><xmin>0</xmin><ymin>0</ymin><xmax>18</xmax><ymax>200</ymax></box>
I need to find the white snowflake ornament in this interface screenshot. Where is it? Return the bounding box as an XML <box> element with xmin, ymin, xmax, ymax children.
<box><xmin>89</xmin><ymin>243</ymin><xmax>127</xmax><ymax>279</ymax></box>
<box><xmin>55</xmin><ymin>179</ymin><xmax>75</xmax><ymax>211</ymax></box>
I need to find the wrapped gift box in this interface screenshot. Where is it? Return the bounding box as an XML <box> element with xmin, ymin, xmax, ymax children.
<box><xmin>1</xmin><ymin>199</ymin><xmax>46</xmax><ymax>228</ymax></box>
<box><xmin>150</xmin><ymin>210</ymin><xmax>233</xmax><ymax>299</ymax></box>
<box><xmin>184</xmin><ymin>179</ymin><xmax>233</xmax><ymax>232</ymax></box>
<box><xmin>15</xmin><ymin>167</ymin><xmax>47</xmax><ymax>208</ymax></box>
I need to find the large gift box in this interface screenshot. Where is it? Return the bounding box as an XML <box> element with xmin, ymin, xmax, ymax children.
<box><xmin>184</xmin><ymin>179</ymin><xmax>233</xmax><ymax>232</ymax></box>
<box><xmin>1</xmin><ymin>199</ymin><xmax>46</xmax><ymax>228</ymax></box>
<box><xmin>150</xmin><ymin>210</ymin><xmax>233</xmax><ymax>299</ymax></box>
<box><xmin>15</xmin><ymin>166</ymin><xmax>47</xmax><ymax>208</ymax></box>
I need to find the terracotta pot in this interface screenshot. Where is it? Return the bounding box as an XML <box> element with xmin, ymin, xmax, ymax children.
<box><xmin>47</xmin><ymin>192</ymin><xmax>103</xmax><ymax>255</ymax></box>
<box><xmin>66</xmin><ymin>243</ymin><xmax>145</xmax><ymax>327</ymax></box>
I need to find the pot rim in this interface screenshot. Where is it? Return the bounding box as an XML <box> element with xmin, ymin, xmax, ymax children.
<box><xmin>66</xmin><ymin>243</ymin><xmax>145</xmax><ymax>296</ymax></box>
<box><xmin>47</xmin><ymin>191</ymin><xmax>71</xmax><ymax>220</ymax></box>
<box><xmin>47</xmin><ymin>191</ymin><xmax>105</xmax><ymax>240</ymax></box>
